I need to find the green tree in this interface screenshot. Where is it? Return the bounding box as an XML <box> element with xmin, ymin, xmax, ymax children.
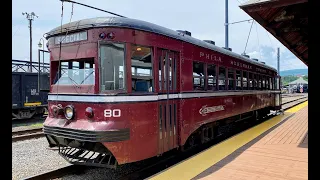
<box><xmin>282</xmin><ymin>75</ymin><xmax>298</xmax><ymax>86</ymax></box>
<box><xmin>303</xmin><ymin>76</ymin><xmax>308</xmax><ymax>81</ymax></box>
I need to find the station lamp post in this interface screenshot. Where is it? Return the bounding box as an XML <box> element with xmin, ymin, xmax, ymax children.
<box><xmin>37</xmin><ymin>38</ymin><xmax>45</xmax><ymax>92</ymax></box>
<box><xmin>38</xmin><ymin>38</ymin><xmax>45</xmax><ymax>72</ymax></box>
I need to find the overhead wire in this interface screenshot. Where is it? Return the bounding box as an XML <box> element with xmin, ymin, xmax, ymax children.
<box><xmin>55</xmin><ymin>1</ymin><xmax>80</xmax><ymax>102</ymax></box>
<box><xmin>266</xmin><ymin>29</ymin><xmax>295</xmax><ymax>69</ymax></box>
<box><xmin>12</xmin><ymin>26</ymin><xmax>21</xmax><ymax>38</ymax></box>
<box><xmin>264</xmin><ymin>29</ymin><xmax>297</xmax><ymax>70</ymax></box>
<box><xmin>233</xmin><ymin>0</ymin><xmax>300</xmax><ymax>71</ymax></box>
<box><xmin>12</xmin><ymin>19</ymin><xmax>26</xmax><ymax>38</ymax></box>
<box><xmin>243</xmin><ymin>19</ymin><xmax>254</xmax><ymax>54</ymax></box>
<box><xmin>254</xmin><ymin>21</ymin><xmax>262</xmax><ymax>60</ymax></box>
<box><xmin>60</xmin><ymin>0</ymin><xmax>126</xmax><ymax>18</ymax></box>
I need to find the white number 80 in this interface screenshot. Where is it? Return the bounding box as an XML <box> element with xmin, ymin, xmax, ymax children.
<box><xmin>104</xmin><ymin>109</ymin><xmax>121</xmax><ymax>117</ymax></box>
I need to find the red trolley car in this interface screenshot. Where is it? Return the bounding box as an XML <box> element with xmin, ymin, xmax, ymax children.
<box><xmin>43</xmin><ymin>17</ymin><xmax>281</xmax><ymax>168</ymax></box>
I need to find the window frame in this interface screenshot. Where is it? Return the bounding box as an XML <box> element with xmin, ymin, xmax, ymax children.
<box><xmin>227</xmin><ymin>68</ymin><xmax>235</xmax><ymax>91</ymax></box>
<box><xmin>54</xmin><ymin>58</ymin><xmax>95</xmax><ymax>86</ymax></box>
<box><xmin>192</xmin><ymin>61</ymin><xmax>206</xmax><ymax>91</ymax></box>
<box><xmin>248</xmin><ymin>72</ymin><xmax>254</xmax><ymax>90</ymax></box>
<box><xmin>253</xmin><ymin>73</ymin><xmax>258</xmax><ymax>90</ymax></box>
<box><xmin>98</xmin><ymin>40</ymin><xmax>127</xmax><ymax>93</ymax></box>
<box><xmin>236</xmin><ymin>69</ymin><xmax>242</xmax><ymax>90</ymax></box>
<box><xmin>261</xmin><ymin>75</ymin><xmax>266</xmax><ymax>90</ymax></box>
<box><xmin>130</xmin><ymin>44</ymin><xmax>154</xmax><ymax>93</ymax></box>
<box><xmin>207</xmin><ymin>63</ymin><xmax>217</xmax><ymax>91</ymax></box>
<box><xmin>269</xmin><ymin>77</ymin><xmax>273</xmax><ymax>90</ymax></box>
<box><xmin>218</xmin><ymin>65</ymin><xmax>227</xmax><ymax>91</ymax></box>
<box><xmin>242</xmin><ymin>71</ymin><xmax>248</xmax><ymax>90</ymax></box>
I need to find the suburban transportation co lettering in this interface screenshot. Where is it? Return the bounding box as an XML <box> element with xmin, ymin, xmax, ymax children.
<box><xmin>230</xmin><ymin>60</ymin><xmax>253</xmax><ymax>70</ymax></box>
<box><xmin>199</xmin><ymin>105</ymin><xmax>225</xmax><ymax>116</ymax></box>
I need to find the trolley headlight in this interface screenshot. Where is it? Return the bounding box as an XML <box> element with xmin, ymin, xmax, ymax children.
<box><xmin>64</xmin><ymin>105</ymin><xmax>74</xmax><ymax>120</ymax></box>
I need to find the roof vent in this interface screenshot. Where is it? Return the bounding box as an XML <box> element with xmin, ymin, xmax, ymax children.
<box><xmin>176</xmin><ymin>30</ymin><xmax>191</xmax><ymax>36</ymax></box>
<box><xmin>261</xmin><ymin>62</ymin><xmax>266</xmax><ymax>64</ymax></box>
<box><xmin>252</xmin><ymin>58</ymin><xmax>259</xmax><ymax>61</ymax></box>
<box><xmin>222</xmin><ymin>47</ymin><xmax>232</xmax><ymax>51</ymax></box>
<box><xmin>241</xmin><ymin>53</ymin><xmax>250</xmax><ymax>58</ymax></box>
<box><xmin>203</xmin><ymin>40</ymin><xmax>215</xmax><ymax>45</ymax></box>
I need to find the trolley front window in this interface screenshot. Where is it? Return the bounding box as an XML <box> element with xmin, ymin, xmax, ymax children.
<box><xmin>99</xmin><ymin>43</ymin><xmax>126</xmax><ymax>92</ymax></box>
<box><xmin>54</xmin><ymin>59</ymin><xmax>95</xmax><ymax>85</ymax></box>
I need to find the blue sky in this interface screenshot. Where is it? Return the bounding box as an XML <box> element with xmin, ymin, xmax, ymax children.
<box><xmin>12</xmin><ymin>0</ymin><xmax>307</xmax><ymax>71</ymax></box>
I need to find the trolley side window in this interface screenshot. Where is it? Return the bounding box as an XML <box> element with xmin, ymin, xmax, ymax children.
<box><xmin>207</xmin><ymin>64</ymin><xmax>217</xmax><ymax>91</ymax></box>
<box><xmin>262</xmin><ymin>76</ymin><xmax>266</xmax><ymax>90</ymax></box>
<box><xmin>236</xmin><ymin>70</ymin><xmax>241</xmax><ymax>90</ymax></box>
<box><xmin>249</xmin><ymin>72</ymin><xmax>254</xmax><ymax>90</ymax></box>
<box><xmin>193</xmin><ymin>62</ymin><xmax>205</xmax><ymax>90</ymax></box>
<box><xmin>99</xmin><ymin>43</ymin><xmax>125</xmax><ymax>91</ymax></box>
<box><xmin>228</xmin><ymin>68</ymin><xmax>235</xmax><ymax>90</ymax></box>
<box><xmin>131</xmin><ymin>45</ymin><xmax>153</xmax><ymax>92</ymax></box>
<box><xmin>269</xmin><ymin>77</ymin><xmax>273</xmax><ymax>90</ymax></box>
<box><xmin>243</xmin><ymin>71</ymin><xmax>248</xmax><ymax>90</ymax></box>
<box><xmin>253</xmin><ymin>74</ymin><xmax>258</xmax><ymax>90</ymax></box>
<box><xmin>258</xmin><ymin>75</ymin><xmax>262</xmax><ymax>90</ymax></box>
<box><xmin>218</xmin><ymin>66</ymin><xmax>226</xmax><ymax>90</ymax></box>
<box><xmin>275</xmin><ymin>77</ymin><xmax>280</xmax><ymax>90</ymax></box>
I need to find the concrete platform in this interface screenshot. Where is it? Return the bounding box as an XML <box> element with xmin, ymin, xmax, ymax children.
<box><xmin>148</xmin><ymin>102</ymin><xmax>308</xmax><ymax>180</ymax></box>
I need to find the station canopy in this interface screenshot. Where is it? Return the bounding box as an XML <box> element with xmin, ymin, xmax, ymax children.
<box><xmin>239</xmin><ymin>0</ymin><xmax>308</xmax><ymax>66</ymax></box>
<box><xmin>288</xmin><ymin>77</ymin><xmax>308</xmax><ymax>85</ymax></box>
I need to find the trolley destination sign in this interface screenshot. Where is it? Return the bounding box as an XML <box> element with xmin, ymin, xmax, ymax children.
<box><xmin>54</xmin><ymin>31</ymin><xmax>88</xmax><ymax>45</ymax></box>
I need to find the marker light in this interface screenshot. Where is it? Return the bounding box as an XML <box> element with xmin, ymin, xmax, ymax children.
<box><xmin>99</xmin><ymin>32</ymin><xmax>106</xmax><ymax>39</ymax></box>
<box><xmin>64</xmin><ymin>105</ymin><xmax>74</xmax><ymax>120</ymax></box>
<box><xmin>85</xmin><ymin>107</ymin><xmax>94</xmax><ymax>118</ymax></box>
<box><xmin>51</xmin><ymin>104</ymin><xmax>63</xmax><ymax>117</ymax></box>
<box><xmin>51</xmin><ymin>105</ymin><xmax>59</xmax><ymax>117</ymax></box>
<box><xmin>107</xmin><ymin>32</ymin><xmax>115</xmax><ymax>39</ymax></box>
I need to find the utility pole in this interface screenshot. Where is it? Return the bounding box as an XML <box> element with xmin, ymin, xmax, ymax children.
<box><xmin>22</xmin><ymin>12</ymin><xmax>38</xmax><ymax>72</ymax></box>
<box><xmin>225</xmin><ymin>0</ymin><xmax>229</xmax><ymax>48</ymax></box>
<box><xmin>277</xmin><ymin>47</ymin><xmax>280</xmax><ymax>75</ymax></box>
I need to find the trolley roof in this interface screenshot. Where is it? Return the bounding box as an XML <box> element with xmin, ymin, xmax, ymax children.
<box><xmin>46</xmin><ymin>17</ymin><xmax>277</xmax><ymax>72</ymax></box>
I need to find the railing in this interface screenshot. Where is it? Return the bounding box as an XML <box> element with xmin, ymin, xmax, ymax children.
<box><xmin>12</xmin><ymin>59</ymin><xmax>50</xmax><ymax>73</ymax></box>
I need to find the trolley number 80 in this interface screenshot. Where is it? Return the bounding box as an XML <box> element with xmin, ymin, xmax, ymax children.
<box><xmin>104</xmin><ymin>109</ymin><xmax>121</xmax><ymax>117</ymax></box>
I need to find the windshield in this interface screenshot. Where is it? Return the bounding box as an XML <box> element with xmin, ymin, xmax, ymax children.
<box><xmin>54</xmin><ymin>59</ymin><xmax>95</xmax><ymax>86</ymax></box>
<box><xmin>99</xmin><ymin>43</ymin><xmax>125</xmax><ymax>91</ymax></box>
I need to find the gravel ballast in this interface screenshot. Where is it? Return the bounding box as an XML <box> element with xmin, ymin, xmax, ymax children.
<box><xmin>12</xmin><ymin>137</ymin><xmax>70</xmax><ymax>180</ymax></box>
<box><xmin>12</xmin><ymin>137</ymin><xmax>145</xmax><ymax>180</ymax></box>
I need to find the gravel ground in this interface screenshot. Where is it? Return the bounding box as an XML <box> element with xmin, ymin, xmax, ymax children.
<box><xmin>12</xmin><ymin>137</ymin><xmax>70</xmax><ymax>180</ymax></box>
<box><xmin>57</xmin><ymin>165</ymin><xmax>141</xmax><ymax>180</ymax></box>
<box><xmin>12</xmin><ymin>137</ymin><xmax>148</xmax><ymax>180</ymax></box>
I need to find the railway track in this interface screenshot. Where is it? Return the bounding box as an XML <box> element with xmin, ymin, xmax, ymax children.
<box><xmin>12</xmin><ymin>128</ymin><xmax>44</xmax><ymax>142</ymax></box>
<box><xmin>12</xmin><ymin>114</ymin><xmax>47</xmax><ymax>121</ymax></box>
<box><xmin>281</xmin><ymin>93</ymin><xmax>306</xmax><ymax>97</ymax></box>
<box><xmin>21</xmin><ymin>96</ymin><xmax>308</xmax><ymax>180</ymax></box>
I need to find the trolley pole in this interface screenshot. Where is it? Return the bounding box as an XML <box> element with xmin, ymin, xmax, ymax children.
<box><xmin>225</xmin><ymin>0</ymin><xmax>229</xmax><ymax>48</ymax></box>
<box><xmin>22</xmin><ymin>12</ymin><xmax>38</xmax><ymax>72</ymax></box>
<box><xmin>277</xmin><ymin>47</ymin><xmax>280</xmax><ymax>75</ymax></box>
